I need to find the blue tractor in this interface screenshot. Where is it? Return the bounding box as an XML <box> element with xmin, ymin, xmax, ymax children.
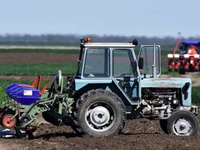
<box><xmin>1</xmin><ymin>38</ymin><xmax>199</xmax><ymax>137</ymax></box>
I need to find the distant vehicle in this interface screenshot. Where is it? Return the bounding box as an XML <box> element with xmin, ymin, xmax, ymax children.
<box><xmin>168</xmin><ymin>41</ymin><xmax>200</xmax><ymax>74</ymax></box>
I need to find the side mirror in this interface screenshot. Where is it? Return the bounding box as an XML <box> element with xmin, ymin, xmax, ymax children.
<box><xmin>138</xmin><ymin>57</ymin><xmax>144</xmax><ymax>69</ymax></box>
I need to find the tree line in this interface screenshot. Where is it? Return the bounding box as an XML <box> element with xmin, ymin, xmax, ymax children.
<box><xmin>0</xmin><ymin>34</ymin><xmax>199</xmax><ymax>45</ymax></box>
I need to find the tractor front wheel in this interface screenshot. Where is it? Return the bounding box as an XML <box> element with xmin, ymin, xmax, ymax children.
<box><xmin>167</xmin><ymin>111</ymin><xmax>198</xmax><ymax>136</ymax></box>
<box><xmin>159</xmin><ymin>119</ymin><xmax>168</xmax><ymax>134</ymax></box>
<box><xmin>1</xmin><ymin>114</ymin><xmax>17</xmax><ymax>128</ymax></box>
<box><xmin>72</xmin><ymin>89</ymin><xmax>126</xmax><ymax>137</ymax></box>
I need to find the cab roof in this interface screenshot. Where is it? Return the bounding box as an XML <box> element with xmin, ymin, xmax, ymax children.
<box><xmin>83</xmin><ymin>43</ymin><xmax>136</xmax><ymax>48</ymax></box>
<box><xmin>182</xmin><ymin>41</ymin><xmax>200</xmax><ymax>45</ymax></box>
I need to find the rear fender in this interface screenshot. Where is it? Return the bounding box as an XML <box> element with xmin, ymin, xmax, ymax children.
<box><xmin>74</xmin><ymin>79</ymin><xmax>137</xmax><ymax>113</ymax></box>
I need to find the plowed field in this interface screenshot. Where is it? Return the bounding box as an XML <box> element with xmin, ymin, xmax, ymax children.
<box><xmin>0</xmin><ymin>115</ymin><xmax>200</xmax><ymax>150</ymax></box>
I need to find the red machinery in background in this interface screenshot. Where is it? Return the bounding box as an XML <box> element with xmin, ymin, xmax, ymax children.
<box><xmin>167</xmin><ymin>36</ymin><xmax>200</xmax><ymax>74</ymax></box>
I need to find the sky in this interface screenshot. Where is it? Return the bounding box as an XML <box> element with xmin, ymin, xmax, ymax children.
<box><xmin>0</xmin><ymin>0</ymin><xmax>200</xmax><ymax>38</ymax></box>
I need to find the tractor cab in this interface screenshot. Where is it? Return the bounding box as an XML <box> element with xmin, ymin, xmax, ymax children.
<box><xmin>74</xmin><ymin>38</ymin><xmax>161</xmax><ymax>105</ymax></box>
<box><xmin>76</xmin><ymin>38</ymin><xmax>139</xmax><ymax>79</ymax></box>
<box><xmin>76</xmin><ymin>38</ymin><xmax>161</xmax><ymax>79</ymax></box>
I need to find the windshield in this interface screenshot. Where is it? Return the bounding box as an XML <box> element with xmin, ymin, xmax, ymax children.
<box><xmin>83</xmin><ymin>48</ymin><xmax>110</xmax><ymax>78</ymax></box>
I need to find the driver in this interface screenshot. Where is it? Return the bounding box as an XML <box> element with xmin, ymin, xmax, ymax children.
<box><xmin>187</xmin><ymin>45</ymin><xmax>198</xmax><ymax>54</ymax></box>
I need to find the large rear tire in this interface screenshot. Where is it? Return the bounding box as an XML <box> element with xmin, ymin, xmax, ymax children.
<box><xmin>167</xmin><ymin>111</ymin><xmax>198</xmax><ymax>136</ymax></box>
<box><xmin>72</xmin><ymin>89</ymin><xmax>126</xmax><ymax>137</ymax></box>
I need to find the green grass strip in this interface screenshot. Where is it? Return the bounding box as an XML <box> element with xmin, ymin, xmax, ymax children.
<box><xmin>161</xmin><ymin>66</ymin><xmax>180</xmax><ymax>75</ymax></box>
<box><xmin>0</xmin><ymin>49</ymin><xmax>79</xmax><ymax>54</ymax></box>
<box><xmin>0</xmin><ymin>64</ymin><xmax>181</xmax><ymax>76</ymax></box>
<box><xmin>192</xmin><ymin>86</ymin><xmax>200</xmax><ymax>106</ymax></box>
<box><xmin>0</xmin><ymin>63</ymin><xmax>77</xmax><ymax>76</ymax></box>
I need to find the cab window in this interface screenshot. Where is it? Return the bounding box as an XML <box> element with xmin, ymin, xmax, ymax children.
<box><xmin>83</xmin><ymin>48</ymin><xmax>109</xmax><ymax>77</ymax></box>
<box><xmin>113</xmin><ymin>49</ymin><xmax>134</xmax><ymax>77</ymax></box>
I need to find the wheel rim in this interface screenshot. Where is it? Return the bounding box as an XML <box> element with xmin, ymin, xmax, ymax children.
<box><xmin>3</xmin><ymin>115</ymin><xmax>16</xmax><ymax>128</ymax></box>
<box><xmin>85</xmin><ymin>102</ymin><xmax>116</xmax><ymax>132</ymax></box>
<box><xmin>173</xmin><ymin>117</ymin><xmax>192</xmax><ymax>136</ymax></box>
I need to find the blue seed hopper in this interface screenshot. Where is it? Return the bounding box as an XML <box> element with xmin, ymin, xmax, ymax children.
<box><xmin>6</xmin><ymin>84</ymin><xmax>41</xmax><ymax>105</ymax></box>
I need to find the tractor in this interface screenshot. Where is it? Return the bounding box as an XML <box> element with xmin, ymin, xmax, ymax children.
<box><xmin>168</xmin><ymin>41</ymin><xmax>200</xmax><ymax>74</ymax></box>
<box><xmin>0</xmin><ymin>38</ymin><xmax>199</xmax><ymax>137</ymax></box>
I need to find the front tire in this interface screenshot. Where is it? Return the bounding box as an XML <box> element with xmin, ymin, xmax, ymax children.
<box><xmin>159</xmin><ymin>119</ymin><xmax>168</xmax><ymax>134</ymax></box>
<box><xmin>72</xmin><ymin>89</ymin><xmax>126</xmax><ymax>137</ymax></box>
<box><xmin>167</xmin><ymin>111</ymin><xmax>199</xmax><ymax>136</ymax></box>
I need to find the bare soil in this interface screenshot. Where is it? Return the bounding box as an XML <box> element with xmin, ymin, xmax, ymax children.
<box><xmin>0</xmin><ymin>115</ymin><xmax>200</xmax><ymax>150</ymax></box>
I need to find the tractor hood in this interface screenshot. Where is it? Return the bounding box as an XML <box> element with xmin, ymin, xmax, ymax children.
<box><xmin>141</xmin><ymin>77</ymin><xmax>192</xmax><ymax>106</ymax></box>
<box><xmin>141</xmin><ymin>77</ymin><xmax>191</xmax><ymax>88</ymax></box>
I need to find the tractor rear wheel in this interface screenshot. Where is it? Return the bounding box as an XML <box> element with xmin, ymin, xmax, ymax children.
<box><xmin>72</xmin><ymin>89</ymin><xmax>126</xmax><ymax>137</ymax></box>
<box><xmin>1</xmin><ymin>114</ymin><xmax>17</xmax><ymax>128</ymax></box>
<box><xmin>167</xmin><ymin>111</ymin><xmax>198</xmax><ymax>136</ymax></box>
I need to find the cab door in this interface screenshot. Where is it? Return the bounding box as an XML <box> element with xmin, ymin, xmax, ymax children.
<box><xmin>138</xmin><ymin>45</ymin><xmax>161</xmax><ymax>78</ymax></box>
<box><xmin>112</xmin><ymin>48</ymin><xmax>139</xmax><ymax>101</ymax></box>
